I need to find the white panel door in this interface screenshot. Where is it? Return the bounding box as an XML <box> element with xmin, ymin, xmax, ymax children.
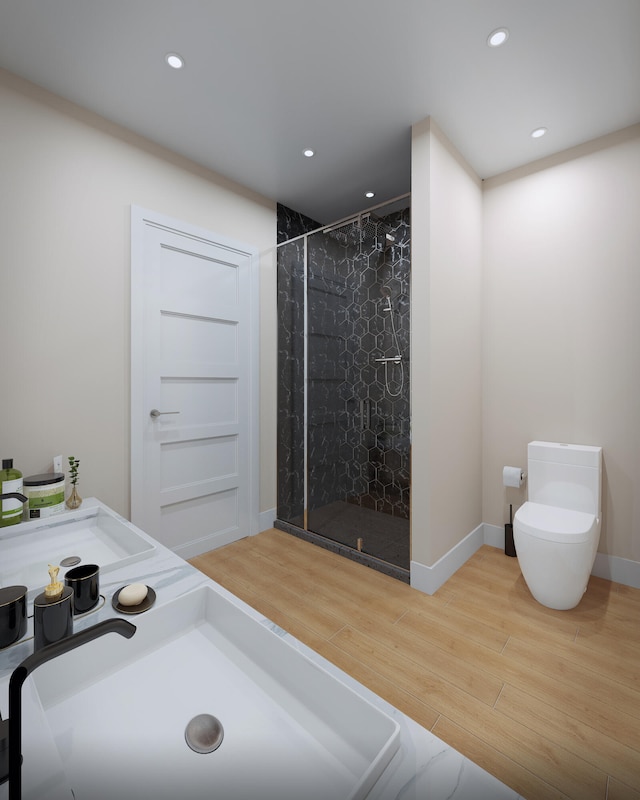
<box><xmin>130</xmin><ymin>206</ymin><xmax>259</xmax><ymax>557</ymax></box>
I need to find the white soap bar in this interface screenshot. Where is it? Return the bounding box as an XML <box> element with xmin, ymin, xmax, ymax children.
<box><xmin>119</xmin><ymin>583</ymin><xmax>148</xmax><ymax>607</ymax></box>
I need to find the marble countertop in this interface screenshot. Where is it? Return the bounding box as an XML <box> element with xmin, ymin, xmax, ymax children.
<box><xmin>0</xmin><ymin>499</ymin><xmax>523</xmax><ymax>800</ymax></box>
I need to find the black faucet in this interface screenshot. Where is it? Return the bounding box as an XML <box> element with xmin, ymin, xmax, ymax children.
<box><xmin>0</xmin><ymin>618</ymin><xmax>136</xmax><ymax>799</ymax></box>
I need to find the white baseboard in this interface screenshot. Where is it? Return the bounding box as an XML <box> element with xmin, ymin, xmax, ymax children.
<box><xmin>174</xmin><ymin>508</ymin><xmax>275</xmax><ymax>559</ymax></box>
<box><xmin>592</xmin><ymin>551</ymin><xmax>640</xmax><ymax>589</ymax></box>
<box><xmin>174</xmin><ymin>526</ymin><xmax>249</xmax><ymax>561</ymax></box>
<box><xmin>410</xmin><ymin>521</ymin><xmax>640</xmax><ymax>594</ymax></box>
<box><xmin>410</xmin><ymin>523</ymin><xmax>485</xmax><ymax>595</ymax></box>
<box><xmin>259</xmin><ymin>507</ymin><xmax>276</xmax><ymax>533</ymax></box>
<box><xmin>482</xmin><ymin>522</ymin><xmax>506</xmax><ymax>549</ymax></box>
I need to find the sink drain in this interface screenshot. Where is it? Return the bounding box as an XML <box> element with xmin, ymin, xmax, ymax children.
<box><xmin>185</xmin><ymin>714</ymin><xmax>224</xmax><ymax>754</ymax></box>
<box><xmin>60</xmin><ymin>556</ymin><xmax>81</xmax><ymax>567</ymax></box>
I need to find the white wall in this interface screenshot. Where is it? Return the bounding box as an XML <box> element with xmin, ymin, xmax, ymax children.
<box><xmin>411</xmin><ymin>118</ymin><xmax>483</xmax><ymax>567</ymax></box>
<box><xmin>483</xmin><ymin>124</ymin><xmax>640</xmax><ymax>562</ymax></box>
<box><xmin>6</xmin><ymin>65</ymin><xmax>636</xmax><ymax>573</ymax></box>
<box><xmin>0</xmin><ymin>69</ymin><xmax>277</xmax><ymax>522</ymax></box>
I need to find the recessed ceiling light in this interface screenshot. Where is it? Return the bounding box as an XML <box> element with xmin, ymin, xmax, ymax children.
<box><xmin>302</xmin><ymin>148</ymin><xmax>315</xmax><ymax>158</ymax></box>
<box><xmin>487</xmin><ymin>28</ymin><xmax>509</xmax><ymax>47</ymax></box>
<box><xmin>165</xmin><ymin>52</ymin><xmax>185</xmax><ymax>69</ymax></box>
<box><xmin>531</xmin><ymin>127</ymin><xmax>548</xmax><ymax>139</ymax></box>
<box><xmin>365</xmin><ymin>191</ymin><xmax>375</xmax><ymax>199</ymax></box>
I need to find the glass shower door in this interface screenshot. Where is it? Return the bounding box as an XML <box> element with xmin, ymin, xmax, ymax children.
<box><xmin>276</xmin><ymin>201</ymin><xmax>411</xmax><ymax>574</ymax></box>
<box><xmin>305</xmin><ymin>227</ymin><xmax>360</xmax><ymax>548</ymax></box>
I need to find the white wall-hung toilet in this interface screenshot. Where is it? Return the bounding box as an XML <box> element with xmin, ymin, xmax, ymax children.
<box><xmin>513</xmin><ymin>441</ymin><xmax>602</xmax><ymax>610</ymax></box>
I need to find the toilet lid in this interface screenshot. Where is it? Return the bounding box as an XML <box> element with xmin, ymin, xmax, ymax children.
<box><xmin>514</xmin><ymin>502</ymin><xmax>597</xmax><ymax>543</ymax></box>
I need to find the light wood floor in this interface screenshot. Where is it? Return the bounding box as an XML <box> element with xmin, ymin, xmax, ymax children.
<box><xmin>189</xmin><ymin>529</ymin><xmax>640</xmax><ymax>800</ymax></box>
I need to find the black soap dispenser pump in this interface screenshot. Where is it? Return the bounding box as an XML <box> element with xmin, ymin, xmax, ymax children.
<box><xmin>33</xmin><ymin>565</ymin><xmax>73</xmax><ymax>651</ymax></box>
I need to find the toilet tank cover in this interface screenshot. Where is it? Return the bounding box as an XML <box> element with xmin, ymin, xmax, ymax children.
<box><xmin>528</xmin><ymin>441</ymin><xmax>602</xmax><ymax>468</ymax></box>
<box><xmin>514</xmin><ymin>502</ymin><xmax>597</xmax><ymax>543</ymax></box>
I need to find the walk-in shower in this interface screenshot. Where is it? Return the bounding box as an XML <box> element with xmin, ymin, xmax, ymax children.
<box><xmin>276</xmin><ymin>197</ymin><xmax>411</xmax><ymax>580</ymax></box>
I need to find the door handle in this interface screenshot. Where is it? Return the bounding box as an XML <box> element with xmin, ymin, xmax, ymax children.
<box><xmin>150</xmin><ymin>409</ymin><xmax>180</xmax><ymax>418</ymax></box>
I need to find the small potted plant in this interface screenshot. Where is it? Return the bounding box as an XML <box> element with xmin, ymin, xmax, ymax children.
<box><xmin>66</xmin><ymin>456</ymin><xmax>82</xmax><ymax>509</ymax></box>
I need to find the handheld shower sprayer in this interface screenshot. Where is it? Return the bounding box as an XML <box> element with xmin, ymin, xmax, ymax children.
<box><xmin>379</xmin><ymin>285</ymin><xmax>392</xmax><ymax>312</ymax></box>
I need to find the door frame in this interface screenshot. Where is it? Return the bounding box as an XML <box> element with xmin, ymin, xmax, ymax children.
<box><xmin>130</xmin><ymin>205</ymin><xmax>260</xmax><ymax>553</ymax></box>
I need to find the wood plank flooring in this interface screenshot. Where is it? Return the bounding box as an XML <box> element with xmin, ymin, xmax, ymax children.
<box><xmin>189</xmin><ymin>530</ymin><xmax>640</xmax><ymax>800</ymax></box>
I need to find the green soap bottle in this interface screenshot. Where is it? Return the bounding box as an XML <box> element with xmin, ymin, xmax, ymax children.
<box><xmin>0</xmin><ymin>458</ymin><xmax>24</xmax><ymax>527</ymax></box>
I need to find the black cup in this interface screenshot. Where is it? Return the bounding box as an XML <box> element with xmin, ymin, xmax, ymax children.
<box><xmin>34</xmin><ymin>588</ymin><xmax>74</xmax><ymax>651</ymax></box>
<box><xmin>65</xmin><ymin>563</ymin><xmax>100</xmax><ymax>614</ymax></box>
<box><xmin>0</xmin><ymin>585</ymin><xmax>27</xmax><ymax>649</ymax></box>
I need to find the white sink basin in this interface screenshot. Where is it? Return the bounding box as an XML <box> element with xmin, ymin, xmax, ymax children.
<box><xmin>0</xmin><ymin>503</ymin><xmax>156</xmax><ymax>592</ymax></box>
<box><xmin>29</xmin><ymin>585</ymin><xmax>400</xmax><ymax>800</ymax></box>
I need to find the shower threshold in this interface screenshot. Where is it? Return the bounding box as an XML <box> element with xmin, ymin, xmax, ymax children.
<box><xmin>274</xmin><ymin>518</ymin><xmax>410</xmax><ymax>584</ymax></box>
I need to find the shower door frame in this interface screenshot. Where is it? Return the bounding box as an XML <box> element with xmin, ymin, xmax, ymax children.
<box><xmin>276</xmin><ymin>194</ymin><xmax>411</xmax><ymax>580</ymax></box>
<box><xmin>302</xmin><ymin>231</ymin><xmax>310</xmax><ymax>531</ymax></box>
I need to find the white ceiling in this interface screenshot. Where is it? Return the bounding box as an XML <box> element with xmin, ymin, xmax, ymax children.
<box><xmin>1</xmin><ymin>0</ymin><xmax>639</xmax><ymax>224</ymax></box>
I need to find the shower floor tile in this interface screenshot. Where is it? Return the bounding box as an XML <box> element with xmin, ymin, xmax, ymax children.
<box><xmin>307</xmin><ymin>500</ymin><xmax>410</xmax><ymax>570</ymax></box>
